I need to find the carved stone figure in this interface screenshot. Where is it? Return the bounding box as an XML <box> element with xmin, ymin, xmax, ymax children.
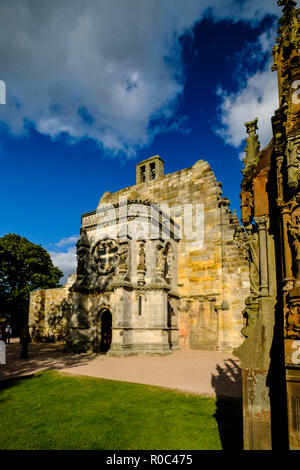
<box><xmin>286</xmin><ymin>288</ymin><xmax>300</xmax><ymax>339</ymax></box>
<box><xmin>157</xmin><ymin>246</ymin><xmax>166</xmax><ymax>272</ymax></box>
<box><xmin>76</xmin><ymin>230</ymin><xmax>90</xmax><ymax>278</ymax></box>
<box><xmin>165</xmin><ymin>244</ymin><xmax>173</xmax><ymax>283</ymax></box>
<box><xmin>287</xmin><ymin>138</ymin><xmax>300</xmax><ymax>189</ymax></box>
<box><xmin>241</xmin><ymin>190</ymin><xmax>254</xmax><ymax>226</ymax></box>
<box><xmin>137</xmin><ymin>241</ymin><xmax>146</xmax><ymax>271</ymax></box>
<box><xmin>287</xmin><ymin>204</ymin><xmax>300</xmax><ymax>285</ymax></box>
<box><xmin>286</xmin><ymin>302</ymin><xmax>300</xmax><ymax>338</ymax></box>
<box><xmin>244</xmin><ymin>118</ymin><xmax>261</xmax><ymax>171</ymax></box>
<box><xmin>118</xmin><ymin>243</ymin><xmax>128</xmax><ymax>269</ymax></box>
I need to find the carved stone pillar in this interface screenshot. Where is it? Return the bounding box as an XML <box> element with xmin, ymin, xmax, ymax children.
<box><xmin>255</xmin><ymin>216</ymin><xmax>269</xmax><ymax>297</ymax></box>
<box><xmin>276</xmin><ymin>156</ymin><xmax>284</xmax><ymax>204</ymax></box>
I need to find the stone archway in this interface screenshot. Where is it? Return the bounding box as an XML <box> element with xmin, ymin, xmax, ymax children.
<box><xmin>98</xmin><ymin>309</ymin><xmax>112</xmax><ymax>353</ymax></box>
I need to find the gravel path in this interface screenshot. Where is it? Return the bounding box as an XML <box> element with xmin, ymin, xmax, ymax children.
<box><xmin>0</xmin><ymin>339</ymin><xmax>241</xmax><ymax>397</ymax></box>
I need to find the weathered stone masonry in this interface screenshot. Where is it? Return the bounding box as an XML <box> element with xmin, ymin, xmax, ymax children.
<box><xmin>29</xmin><ymin>155</ymin><xmax>249</xmax><ymax>354</ymax></box>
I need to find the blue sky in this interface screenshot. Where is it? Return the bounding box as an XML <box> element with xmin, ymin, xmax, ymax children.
<box><xmin>0</xmin><ymin>0</ymin><xmax>289</xmax><ymax>282</ymax></box>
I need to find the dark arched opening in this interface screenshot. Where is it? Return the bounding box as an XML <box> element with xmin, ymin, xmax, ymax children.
<box><xmin>100</xmin><ymin>309</ymin><xmax>112</xmax><ymax>353</ymax></box>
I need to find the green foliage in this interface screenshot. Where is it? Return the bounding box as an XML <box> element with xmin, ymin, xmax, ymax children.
<box><xmin>0</xmin><ymin>370</ymin><xmax>224</xmax><ymax>450</ymax></box>
<box><xmin>0</xmin><ymin>233</ymin><xmax>63</xmax><ymax>328</ymax></box>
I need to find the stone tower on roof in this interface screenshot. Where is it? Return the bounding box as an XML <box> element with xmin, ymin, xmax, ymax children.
<box><xmin>136</xmin><ymin>155</ymin><xmax>164</xmax><ymax>184</ymax></box>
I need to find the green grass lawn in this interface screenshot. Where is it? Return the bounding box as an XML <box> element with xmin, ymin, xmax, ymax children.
<box><xmin>0</xmin><ymin>370</ymin><xmax>242</xmax><ymax>450</ymax></box>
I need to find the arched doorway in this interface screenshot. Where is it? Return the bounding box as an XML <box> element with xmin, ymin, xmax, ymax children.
<box><xmin>99</xmin><ymin>309</ymin><xmax>112</xmax><ymax>353</ymax></box>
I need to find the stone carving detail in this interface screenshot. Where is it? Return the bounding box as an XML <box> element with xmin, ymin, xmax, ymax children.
<box><xmin>243</xmin><ymin>118</ymin><xmax>261</xmax><ymax>172</ymax></box>
<box><xmin>76</xmin><ymin>229</ymin><xmax>90</xmax><ymax>278</ymax></box>
<box><xmin>233</xmin><ymin>225</ymin><xmax>249</xmax><ymax>260</ymax></box>
<box><xmin>137</xmin><ymin>240</ymin><xmax>146</xmax><ymax>286</ymax></box>
<box><xmin>137</xmin><ymin>240</ymin><xmax>146</xmax><ymax>271</ymax></box>
<box><xmin>158</xmin><ymin>246</ymin><xmax>166</xmax><ymax>271</ymax></box>
<box><xmin>287</xmin><ymin>137</ymin><xmax>300</xmax><ymax>189</ymax></box>
<box><xmin>165</xmin><ymin>243</ymin><xmax>173</xmax><ymax>283</ymax></box>
<box><xmin>276</xmin><ymin>156</ymin><xmax>284</xmax><ymax>204</ymax></box>
<box><xmin>241</xmin><ymin>297</ymin><xmax>259</xmax><ymax>338</ymax></box>
<box><xmin>91</xmin><ymin>239</ymin><xmax>119</xmax><ymax>275</ymax></box>
<box><xmin>156</xmin><ymin>245</ymin><xmax>166</xmax><ymax>280</ymax></box>
<box><xmin>255</xmin><ymin>214</ymin><xmax>268</xmax><ymax>227</ymax></box>
<box><xmin>118</xmin><ymin>242</ymin><xmax>128</xmax><ymax>270</ymax></box>
<box><xmin>272</xmin><ymin>0</ymin><xmax>300</xmax><ymax>108</ymax></box>
<box><xmin>286</xmin><ymin>289</ymin><xmax>300</xmax><ymax>339</ymax></box>
<box><xmin>241</xmin><ymin>190</ymin><xmax>254</xmax><ymax>226</ymax></box>
<box><xmin>287</xmin><ymin>199</ymin><xmax>300</xmax><ymax>286</ymax></box>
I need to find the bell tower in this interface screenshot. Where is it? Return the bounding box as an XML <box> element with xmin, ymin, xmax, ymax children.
<box><xmin>136</xmin><ymin>155</ymin><xmax>164</xmax><ymax>184</ymax></box>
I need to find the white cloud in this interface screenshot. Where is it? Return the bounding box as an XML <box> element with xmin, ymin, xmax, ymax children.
<box><xmin>50</xmin><ymin>245</ymin><xmax>77</xmax><ymax>285</ymax></box>
<box><xmin>215</xmin><ymin>25</ymin><xmax>280</xmax><ymax>150</ymax></box>
<box><xmin>216</xmin><ymin>64</ymin><xmax>278</xmax><ymax>149</ymax></box>
<box><xmin>55</xmin><ymin>235</ymin><xmax>79</xmax><ymax>248</ymax></box>
<box><xmin>0</xmin><ymin>0</ymin><xmax>282</xmax><ymax>155</ymax></box>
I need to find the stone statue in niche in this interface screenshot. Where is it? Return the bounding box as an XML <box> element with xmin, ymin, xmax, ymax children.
<box><xmin>165</xmin><ymin>244</ymin><xmax>173</xmax><ymax>283</ymax></box>
<box><xmin>286</xmin><ymin>138</ymin><xmax>300</xmax><ymax>189</ymax></box>
<box><xmin>287</xmin><ymin>202</ymin><xmax>300</xmax><ymax>286</ymax></box>
<box><xmin>118</xmin><ymin>243</ymin><xmax>128</xmax><ymax>269</ymax></box>
<box><xmin>241</xmin><ymin>190</ymin><xmax>254</xmax><ymax>227</ymax></box>
<box><xmin>137</xmin><ymin>241</ymin><xmax>146</xmax><ymax>271</ymax></box>
<box><xmin>76</xmin><ymin>230</ymin><xmax>90</xmax><ymax>278</ymax></box>
<box><xmin>157</xmin><ymin>246</ymin><xmax>166</xmax><ymax>272</ymax></box>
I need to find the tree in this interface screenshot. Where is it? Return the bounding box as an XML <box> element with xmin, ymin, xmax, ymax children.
<box><xmin>0</xmin><ymin>233</ymin><xmax>63</xmax><ymax>333</ymax></box>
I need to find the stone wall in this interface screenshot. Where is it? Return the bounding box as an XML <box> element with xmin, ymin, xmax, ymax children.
<box><xmin>29</xmin><ymin>158</ymin><xmax>249</xmax><ymax>353</ymax></box>
<box><xmin>95</xmin><ymin>158</ymin><xmax>249</xmax><ymax>351</ymax></box>
<box><xmin>29</xmin><ymin>287</ymin><xmax>71</xmax><ymax>342</ymax></box>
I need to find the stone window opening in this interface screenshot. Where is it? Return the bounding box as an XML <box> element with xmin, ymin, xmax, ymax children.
<box><xmin>150</xmin><ymin>162</ymin><xmax>156</xmax><ymax>180</ymax></box>
<box><xmin>138</xmin><ymin>295</ymin><xmax>142</xmax><ymax>315</ymax></box>
<box><xmin>141</xmin><ymin>166</ymin><xmax>146</xmax><ymax>182</ymax></box>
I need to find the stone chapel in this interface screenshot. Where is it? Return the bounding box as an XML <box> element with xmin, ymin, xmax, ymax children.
<box><xmin>29</xmin><ymin>155</ymin><xmax>250</xmax><ymax>355</ymax></box>
<box><xmin>27</xmin><ymin>0</ymin><xmax>300</xmax><ymax>451</ymax></box>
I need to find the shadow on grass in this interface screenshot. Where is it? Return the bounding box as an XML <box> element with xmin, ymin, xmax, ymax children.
<box><xmin>0</xmin><ymin>340</ymin><xmax>95</xmax><ymax>382</ymax></box>
<box><xmin>0</xmin><ymin>373</ymin><xmax>38</xmax><ymax>396</ymax></box>
<box><xmin>211</xmin><ymin>358</ymin><xmax>243</xmax><ymax>450</ymax></box>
